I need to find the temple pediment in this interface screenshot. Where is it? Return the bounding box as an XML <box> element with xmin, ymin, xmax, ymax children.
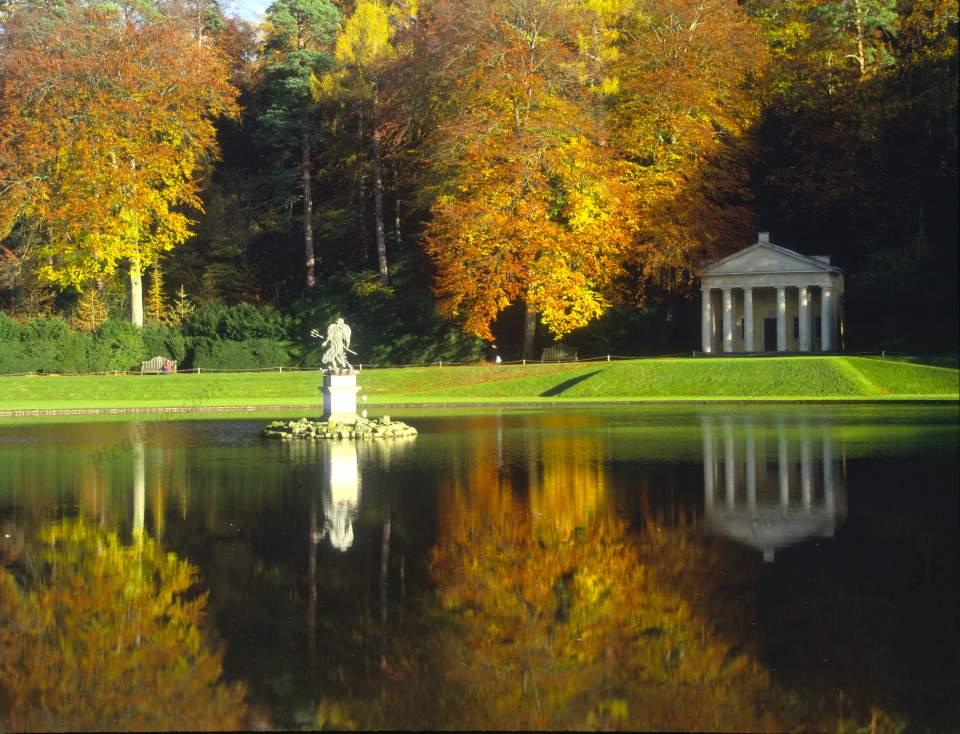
<box><xmin>703</xmin><ymin>242</ymin><xmax>840</xmax><ymax>276</ymax></box>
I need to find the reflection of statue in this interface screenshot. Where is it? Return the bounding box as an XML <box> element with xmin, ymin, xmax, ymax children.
<box><xmin>310</xmin><ymin>318</ymin><xmax>354</xmax><ymax>373</ymax></box>
<box><xmin>322</xmin><ymin>442</ymin><xmax>360</xmax><ymax>552</ymax></box>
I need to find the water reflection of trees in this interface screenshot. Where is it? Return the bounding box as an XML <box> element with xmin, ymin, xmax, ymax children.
<box><xmin>422</xmin><ymin>424</ymin><xmax>780</xmax><ymax>731</ymax></box>
<box><xmin>0</xmin><ymin>519</ymin><xmax>247</xmax><ymax>731</ymax></box>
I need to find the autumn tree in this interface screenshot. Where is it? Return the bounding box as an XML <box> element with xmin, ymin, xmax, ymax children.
<box><xmin>257</xmin><ymin>0</ymin><xmax>340</xmax><ymax>289</ymax></box>
<box><xmin>415</xmin><ymin>0</ymin><xmax>636</xmax><ymax>357</ymax></box>
<box><xmin>145</xmin><ymin>263</ymin><xmax>169</xmax><ymax>323</ymax></box>
<box><xmin>0</xmin><ymin>3</ymin><xmax>238</xmax><ymax>327</ymax></box>
<box><xmin>316</xmin><ymin>0</ymin><xmax>417</xmax><ymax>285</ymax></box>
<box><xmin>599</xmin><ymin>0</ymin><xmax>767</xmax><ymax>301</ymax></box>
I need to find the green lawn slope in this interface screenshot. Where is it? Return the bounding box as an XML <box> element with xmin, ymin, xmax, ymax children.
<box><xmin>0</xmin><ymin>356</ymin><xmax>956</xmax><ymax>413</ymax></box>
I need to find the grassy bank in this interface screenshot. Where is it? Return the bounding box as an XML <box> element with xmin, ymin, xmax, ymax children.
<box><xmin>0</xmin><ymin>356</ymin><xmax>956</xmax><ymax>412</ymax></box>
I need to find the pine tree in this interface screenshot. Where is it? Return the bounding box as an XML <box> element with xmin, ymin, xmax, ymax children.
<box><xmin>70</xmin><ymin>285</ymin><xmax>109</xmax><ymax>332</ymax></box>
<box><xmin>168</xmin><ymin>285</ymin><xmax>195</xmax><ymax>327</ymax></box>
<box><xmin>145</xmin><ymin>263</ymin><xmax>168</xmax><ymax>323</ymax></box>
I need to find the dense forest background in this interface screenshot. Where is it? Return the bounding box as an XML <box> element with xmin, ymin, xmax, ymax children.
<box><xmin>0</xmin><ymin>0</ymin><xmax>956</xmax><ymax>372</ymax></box>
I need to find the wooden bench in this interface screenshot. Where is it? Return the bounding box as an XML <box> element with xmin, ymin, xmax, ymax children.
<box><xmin>141</xmin><ymin>356</ymin><xmax>177</xmax><ymax>375</ymax></box>
<box><xmin>541</xmin><ymin>343</ymin><xmax>578</xmax><ymax>362</ymax></box>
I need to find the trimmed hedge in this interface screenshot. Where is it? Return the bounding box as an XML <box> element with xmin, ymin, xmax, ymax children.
<box><xmin>189</xmin><ymin>337</ymin><xmax>295</xmax><ymax>370</ymax></box>
<box><xmin>0</xmin><ymin>308</ymin><xmax>297</xmax><ymax>373</ymax></box>
<box><xmin>0</xmin><ymin>294</ymin><xmax>481</xmax><ymax>373</ymax></box>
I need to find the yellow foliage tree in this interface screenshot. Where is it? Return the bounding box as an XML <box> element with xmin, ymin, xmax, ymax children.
<box><xmin>146</xmin><ymin>263</ymin><xmax>169</xmax><ymax>324</ymax></box>
<box><xmin>0</xmin><ymin>4</ymin><xmax>239</xmax><ymax>326</ymax></box>
<box><xmin>416</xmin><ymin>0</ymin><xmax>636</xmax><ymax>348</ymax></box>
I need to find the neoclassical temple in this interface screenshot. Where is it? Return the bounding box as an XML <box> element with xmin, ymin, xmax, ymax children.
<box><xmin>700</xmin><ymin>233</ymin><xmax>845</xmax><ymax>353</ymax></box>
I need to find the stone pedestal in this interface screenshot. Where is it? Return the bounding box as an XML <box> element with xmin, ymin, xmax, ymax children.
<box><xmin>322</xmin><ymin>372</ymin><xmax>360</xmax><ymax>423</ymax></box>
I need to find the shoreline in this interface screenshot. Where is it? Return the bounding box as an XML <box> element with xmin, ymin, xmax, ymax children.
<box><xmin>2</xmin><ymin>395</ymin><xmax>957</xmax><ymax>418</ymax></box>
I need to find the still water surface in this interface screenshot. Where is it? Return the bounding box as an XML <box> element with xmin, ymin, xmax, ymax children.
<box><xmin>0</xmin><ymin>405</ymin><xmax>957</xmax><ymax>731</ymax></box>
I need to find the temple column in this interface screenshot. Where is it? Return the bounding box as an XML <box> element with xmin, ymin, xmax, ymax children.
<box><xmin>722</xmin><ymin>288</ymin><xmax>734</xmax><ymax>353</ymax></box>
<box><xmin>798</xmin><ymin>286</ymin><xmax>811</xmax><ymax>352</ymax></box>
<box><xmin>701</xmin><ymin>288</ymin><xmax>713</xmax><ymax>353</ymax></box>
<box><xmin>743</xmin><ymin>287</ymin><xmax>754</xmax><ymax>352</ymax></box>
<box><xmin>776</xmin><ymin>287</ymin><xmax>787</xmax><ymax>352</ymax></box>
<box><xmin>821</xmin><ymin>286</ymin><xmax>834</xmax><ymax>352</ymax></box>
<box><xmin>800</xmin><ymin>432</ymin><xmax>813</xmax><ymax>510</ymax></box>
<box><xmin>745</xmin><ymin>427</ymin><xmax>757</xmax><ymax>511</ymax></box>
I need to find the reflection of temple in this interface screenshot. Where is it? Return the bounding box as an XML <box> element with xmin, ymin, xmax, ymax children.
<box><xmin>701</xmin><ymin>417</ymin><xmax>847</xmax><ymax>562</ymax></box>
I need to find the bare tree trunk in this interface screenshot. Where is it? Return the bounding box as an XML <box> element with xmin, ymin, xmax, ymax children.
<box><xmin>371</xmin><ymin>94</ymin><xmax>389</xmax><ymax>286</ymax></box>
<box><xmin>393</xmin><ymin>164</ymin><xmax>402</xmax><ymax>246</ymax></box>
<box><xmin>130</xmin><ymin>258</ymin><xmax>143</xmax><ymax>328</ymax></box>
<box><xmin>852</xmin><ymin>0</ymin><xmax>866</xmax><ymax>76</ymax></box>
<box><xmin>302</xmin><ymin>133</ymin><xmax>316</xmax><ymax>288</ymax></box>
<box><xmin>521</xmin><ymin>301</ymin><xmax>537</xmax><ymax>360</ymax></box>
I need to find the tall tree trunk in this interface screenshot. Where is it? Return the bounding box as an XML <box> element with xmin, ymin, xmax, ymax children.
<box><xmin>852</xmin><ymin>0</ymin><xmax>866</xmax><ymax>77</ymax></box>
<box><xmin>521</xmin><ymin>301</ymin><xmax>537</xmax><ymax>360</ymax></box>
<box><xmin>302</xmin><ymin>133</ymin><xmax>316</xmax><ymax>288</ymax></box>
<box><xmin>371</xmin><ymin>93</ymin><xmax>388</xmax><ymax>286</ymax></box>
<box><xmin>393</xmin><ymin>164</ymin><xmax>402</xmax><ymax>246</ymax></box>
<box><xmin>130</xmin><ymin>258</ymin><xmax>143</xmax><ymax>328</ymax></box>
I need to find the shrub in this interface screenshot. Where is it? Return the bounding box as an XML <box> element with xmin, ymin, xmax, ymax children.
<box><xmin>188</xmin><ymin>337</ymin><xmax>295</xmax><ymax>370</ymax></box>
<box><xmin>17</xmin><ymin>316</ymin><xmax>93</xmax><ymax>373</ymax></box>
<box><xmin>141</xmin><ymin>324</ymin><xmax>187</xmax><ymax>364</ymax></box>
<box><xmin>219</xmin><ymin>303</ymin><xmax>291</xmax><ymax>341</ymax></box>
<box><xmin>0</xmin><ymin>312</ymin><xmax>22</xmax><ymax>341</ymax></box>
<box><xmin>183</xmin><ymin>302</ymin><xmax>293</xmax><ymax>341</ymax></box>
<box><xmin>181</xmin><ymin>302</ymin><xmax>227</xmax><ymax>339</ymax></box>
<box><xmin>89</xmin><ymin>320</ymin><xmax>145</xmax><ymax>372</ymax></box>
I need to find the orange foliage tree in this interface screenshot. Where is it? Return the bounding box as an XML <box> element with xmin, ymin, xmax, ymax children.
<box><xmin>0</xmin><ymin>3</ymin><xmax>238</xmax><ymax>325</ymax></box>
<box><xmin>0</xmin><ymin>520</ymin><xmax>247</xmax><ymax>731</ymax></box>
<box><xmin>602</xmin><ymin>0</ymin><xmax>767</xmax><ymax>300</ymax></box>
<box><xmin>415</xmin><ymin>0</ymin><xmax>636</xmax><ymax>352</ymax></box>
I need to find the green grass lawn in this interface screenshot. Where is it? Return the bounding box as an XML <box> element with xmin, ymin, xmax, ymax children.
<box><xmin>0</xmin><ymin>356</ymin><xmax>956</xmax><ymax>412</ymax></box>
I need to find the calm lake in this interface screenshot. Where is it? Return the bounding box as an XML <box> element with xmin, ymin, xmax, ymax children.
<box><xmin>1</xmin><ymin>404</ymin><xmax>957</xmax><ymax>731</ymax></box>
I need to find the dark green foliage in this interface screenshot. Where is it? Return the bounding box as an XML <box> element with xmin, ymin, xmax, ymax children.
<box><xmin>25</xmin><ymin>317</ymin><xmax>91</xmax><ymax>373</ymax></box>
<box><xmin>291</xmin><ymin>259</ymin><xmax>484</xmax><ymax>366</ymax></box>
<box><xmin>188</xmin><ymin>336</ymin><xmax>296</xmax><ymax>370</ymax></box>
<box><xmin>141</xmin><ymin>323</ymin><xmax>188</xmax><ymax>363</ymax></box>
<box><xmin>564</xmin><ymin>302</ymin><xmax>699</xmax><ymax>358</ymax></box>
<box><xmin>0</xmin><ymin>316</ymin><xmax>92</xmax><ymax>373</ymax></box>
<box><xmin>183</xmin><ymin>302</ymin><xmax>293</xmax><ymax>341</ymax></box>
<box><xmin>0</xmin><ymin>311</ymin><xmax>20</xmax><ymax>341</ymax></box>
<box><xmin>89</xmin><ymin>320</ymin><xmax>145</xmax><ymax>371</ymax></box>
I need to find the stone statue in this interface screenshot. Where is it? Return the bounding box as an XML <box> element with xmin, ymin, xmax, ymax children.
<box><xmin>311</xmin><ymin>318</ymin><xmax>354</xmax><ymax>373</ymax></box>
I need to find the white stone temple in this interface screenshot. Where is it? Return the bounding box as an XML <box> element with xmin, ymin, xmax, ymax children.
<box><xmin>700</xmin><ymin>232</ymin><xmax>845</xmax><ymax>353</ymax></box>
